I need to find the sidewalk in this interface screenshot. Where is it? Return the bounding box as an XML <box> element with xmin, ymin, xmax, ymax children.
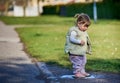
<box><xmin>0</xmin><ymin>21</ymin><xmax>44</xmax><ymax>83</ymax></box>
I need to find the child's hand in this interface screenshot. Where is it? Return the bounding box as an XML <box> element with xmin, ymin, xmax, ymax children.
<box><xmin>80</xmin><ymin>40</ymin><xmax>85</xmax><ymax>46</ymax></box>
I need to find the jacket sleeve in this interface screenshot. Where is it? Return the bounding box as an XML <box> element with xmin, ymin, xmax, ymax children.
<box><xmin>70</xmin><ymin>31</ymin><xmax>81</xmax><ymax>44</ymax></box>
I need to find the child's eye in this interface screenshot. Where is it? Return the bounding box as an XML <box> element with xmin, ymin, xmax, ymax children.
<box><xmin>84</xmin><ymin>24</ymin><xmax>89</xmax><ymax>27</ymax></box>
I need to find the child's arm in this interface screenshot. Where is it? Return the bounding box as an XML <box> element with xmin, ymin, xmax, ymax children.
<box><xmin>70</xmin><ymin>31</ymin><xmax>85</xmax><ymax>45</ymax></box>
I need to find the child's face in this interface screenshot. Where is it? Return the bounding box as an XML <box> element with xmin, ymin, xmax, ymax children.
<box><xmin>77</xmin><ymin>22</ymin><xmax>89</xmax><ymax>32</ymax></box>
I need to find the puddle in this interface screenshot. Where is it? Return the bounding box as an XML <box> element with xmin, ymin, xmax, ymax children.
<box><xmin>60</xmin><ymin>75</ymin><xmax>75</xmax><ymax>79</ymax></box>
<box><xmin>59</xmin><ymin>73</ymin><xmax>109</xmax><ymax>79</ymax></box>
<box><xmin>93</xmin><ymin>74</ymin><xmax>106</xmax><ymax>78</ymax></box>
<box><xmin>60</xmin><ymin>75</ymin><xmax>95</xmax><ymax>79</ymax></box>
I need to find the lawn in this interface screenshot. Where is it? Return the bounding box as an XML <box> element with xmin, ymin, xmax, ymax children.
<box><xmin>0</xmin><ymin>15</ymin><xmax>120</xmax><ymax>73</ymax></box>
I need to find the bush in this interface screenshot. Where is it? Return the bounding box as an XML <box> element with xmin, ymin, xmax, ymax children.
<box><xmin>43</xmin><ymin>5</ymin><xmax>60</xmax><ymax>15</ymax></box>
<box><xmin>43</xmin><ymin>0</ymin><xmax>120</xmax><ymax>19</ymax></box>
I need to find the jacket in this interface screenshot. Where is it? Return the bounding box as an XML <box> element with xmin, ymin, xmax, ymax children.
<box><xmin>64</xmin><ymin>26</ymin><xmax>92</xmax><ymax>55</ymax></box>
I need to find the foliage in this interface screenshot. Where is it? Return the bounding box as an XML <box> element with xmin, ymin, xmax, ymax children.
<box><xmin>43</xmin><ymin>1</ymin><xmax>120</xmax><ymax>19</ymax></box>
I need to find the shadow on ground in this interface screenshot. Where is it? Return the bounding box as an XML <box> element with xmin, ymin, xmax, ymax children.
<box><xmin>0</xmin><ymin>58</ymin><xmax>44</xmax><ymax>83</ymax></box>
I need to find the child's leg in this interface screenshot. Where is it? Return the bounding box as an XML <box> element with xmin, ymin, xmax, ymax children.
<box><xmin>81</xmin><ymin>55</ymin><xmax>87</xmax><ymax>73</ymax></box>
<box><xmin>69</xmin><ymin>55</ymin><xmax>85</xmax><ymax>77</ymax></box>
<box><xmin>81</xmin><ymin>55</ymin><xmax>90</xmax><ymax>76</ymax></box>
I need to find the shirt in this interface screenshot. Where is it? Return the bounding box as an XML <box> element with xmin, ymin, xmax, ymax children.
<box><xmin>70</xmin><ymin>31</ymin><xmax>81</xmax><ymax>44</ymax></box>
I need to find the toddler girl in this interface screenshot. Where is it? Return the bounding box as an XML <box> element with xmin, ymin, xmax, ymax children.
<box><xmin>64</xmin><ymin>13</ymin><xmax>92</xmax><ymax>78</ymax></box>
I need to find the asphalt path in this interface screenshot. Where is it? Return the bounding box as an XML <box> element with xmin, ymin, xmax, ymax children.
<box><xmin>0</xmin><ymin>21</ymin><xmax>44</xmax><ymax>83</ymax></box>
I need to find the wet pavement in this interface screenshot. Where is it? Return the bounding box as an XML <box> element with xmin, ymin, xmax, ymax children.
<box><xmin>39</xmin><ymin>64</ymin><xmax>120</xmax><ymax>83</ymax></box>
<box><xmin>0</xmin><ymin>60</ymin><xmax>43</xmax><ymax>83</ymax></box>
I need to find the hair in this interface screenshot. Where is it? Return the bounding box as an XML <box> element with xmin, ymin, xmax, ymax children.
<box><xmin>74</xmin><ymin>13</ymin><xmax>91</xmax><ymax>26</ymax></box>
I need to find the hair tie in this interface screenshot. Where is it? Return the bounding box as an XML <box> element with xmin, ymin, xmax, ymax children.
<box><xmin>74</xmin><ymin>14</ymin><xmax>80</xmax><ymax>18</ymax></box>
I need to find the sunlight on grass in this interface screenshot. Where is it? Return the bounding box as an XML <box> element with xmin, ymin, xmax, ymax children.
<box><xmin>16</xmin><ymin>20</ymin><xmax>120</xmax><ymax>73</ymax></box>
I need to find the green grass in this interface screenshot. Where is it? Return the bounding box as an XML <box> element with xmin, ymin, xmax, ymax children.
<box><xmin>0</xmin><ymin>16</ymin><xmax>120</xmax><ymax>73</ymax></box>
<box><xmin>0</xmin><ymin>15</ymin><xmax>74</xmax><ymax>25</ymax></box>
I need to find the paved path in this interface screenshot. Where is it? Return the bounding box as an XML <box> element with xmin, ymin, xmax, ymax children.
<box><xmin>0</xmin><ymin>21</ymin><xmax>44</xmax><ymax>83</ymax></box>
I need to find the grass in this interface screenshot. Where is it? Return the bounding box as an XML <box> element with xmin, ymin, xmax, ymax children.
<box><xmin>0</xmin><ymin>15</ymin><xmax>120</xmax><ymax>73</ymax></box>
<box><xmin>0</xmin><ymin>15</ymin><xmax>74</xmax><ymax>25</ymax></box>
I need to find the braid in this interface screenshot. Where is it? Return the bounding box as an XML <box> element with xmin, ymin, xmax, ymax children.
<box><xmin>74</xmin><ymin>14</ymin><xmax>80</xmax><ymax>18</ymax></box>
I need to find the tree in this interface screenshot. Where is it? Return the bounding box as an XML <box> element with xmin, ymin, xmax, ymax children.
<box><xmin>14</xmin><ymin>0</ymin><xmax>27</xmax><ymax>16</ymax></box>
<box><xmin>0</xmin><ymin>0</ymin><xmax>14</xmax><ymax>16</ymax></box>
